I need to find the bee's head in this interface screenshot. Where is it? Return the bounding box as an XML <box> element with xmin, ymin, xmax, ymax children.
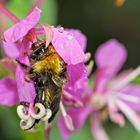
<box><xmin>30</xmin><ymin>41</ymin><xmax>46</xmax><ymax>60</ymax></box>
<box><xmin>31</xmin><ymin>42</ymin><xmax>45</xmax><ymax>51</ymax></box>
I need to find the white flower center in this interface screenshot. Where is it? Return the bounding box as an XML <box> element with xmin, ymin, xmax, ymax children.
<box><xmin>91</xmin><ymin>94</ymin><xmax>107</xmax><ymax>109</ymax></box>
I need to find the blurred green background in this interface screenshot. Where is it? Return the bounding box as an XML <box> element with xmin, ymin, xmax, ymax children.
<box><xmin>0</xmin><ymin>0</ymin><xmax>140</xmax><ymax>140</ymax></box>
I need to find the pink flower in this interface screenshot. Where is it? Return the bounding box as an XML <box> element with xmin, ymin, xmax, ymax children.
<box><xmin>0</xmin><ymin>7</ymin><xmax>41</xmax><ymax>106</ymax></box>
<box><xmin>50</xmin><ymin>27</ymin><xmax>89</xmax><ymax>131</ymax></box>
<box><xmin>58</xmin><ymin>39</ymin><xmax>140</xmax><ymax>140</ymax></box>
<box><xmin>0</xmin><ymin>5</ymin><xmax>88</xmax><ymax>132</ymax></box>
<box><xmin>93</xmin><ymin>39</ymin><xmax>140</xmax><ymax>130</ymax></box>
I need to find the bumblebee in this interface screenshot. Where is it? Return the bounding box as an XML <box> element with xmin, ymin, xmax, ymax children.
<box><xmin>18</xmin><ymin>41</ymin><xmax>67</xmax><ymax>129</ymax></box>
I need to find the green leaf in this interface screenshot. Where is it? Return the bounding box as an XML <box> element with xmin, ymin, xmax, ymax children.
<box><xmin>7</xmin><ymin>0</ymin><xmax>32</xmax><ymax>19</ymax></box>
<box><xmin>40</xmin><ymin>0</ymin><xmax>58</xmax><ymax>25</ymax></box>
<box><xmin>50</xmin><ymin>118</ymin><xmax>92</xmax><ymax>140</ymax></box>
<box><xmin>6</xmin><ymin>0</ymin><xmax>32</xmax><ymax>27</ymax></box>
<box><xmin>0</xmin><ymin>65</ymin><xmax>7</xmax><ymax>78</ymax></box>
<box><xmin>134</xmin><ymin>132</ymin><xmax>140</xmax><ymax>140</ymax></box>
<box><xmin>104</xmin><ymin>120</ymin><xmax>140</xmax><ymax>140</ymax></box>
<box><xmin>88</xmin><ymin>74</ymin><xmax>94</xmax><ymax>88</ymax></box>
<box><xmin>6</xmin><ymin>0</ymin><xmax>58</xmax><ymax>28</ymax></box>
<box><xmin>22</xmin><ymin>129</ymin><xmax>46</xmax><ymax>140</ymax></box>
<box><xmin>132</xmin><ymin>75</ymin><xmax>140</xmax><ymax>84</ymax></box>
<box><xmin>0</xmin><ymin>106</ymin><xmax>22</xmax><ymax>140</ymax></box>
<box><xmin>51</xmin><ymin>117</ymin><xmax>140</xmax><ymax>140</ymax></box>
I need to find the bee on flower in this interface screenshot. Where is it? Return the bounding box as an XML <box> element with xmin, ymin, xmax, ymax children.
<box><xmin>0</xmin><ymin>4</ymin><xmax>91</xmax><ymax>136</ymax></box>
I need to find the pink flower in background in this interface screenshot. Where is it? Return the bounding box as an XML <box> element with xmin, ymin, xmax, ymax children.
<box><xmin>93</xmin><ymin>39</ymin><xmax>140</xmax><ymax>131</ymax></box>
<box><xmin>58</xmin><ymin>39</ymin><xmax>140</xmax><ymax>140</ymax></box>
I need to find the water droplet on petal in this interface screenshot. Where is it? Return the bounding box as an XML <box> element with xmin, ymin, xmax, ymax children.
<box><xmin>58</xmin><ymin>27</ymin><xmax>64</xmax><ymax>33</ymax></box>
<box><xmin>84</xmin><ymin>70</ymin><xmax>87</xmax><ymax>73</ymax></box>
<box><xmin>67</xmin><ymin>33</ymin><xmax>73</xmax><ymax>40</ymax></box>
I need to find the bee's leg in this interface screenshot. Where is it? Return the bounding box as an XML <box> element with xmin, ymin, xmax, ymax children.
<box><xmin>16</xmin><ymin>59</ymin><xmax>29</xmax><ymax>69</ymax></box>
<box><xmin>48</xmin><ymin>94</ymin><xmax>60</xmax><ymax>123</ymax></box>
<box><xmin>52</xmin><ymin>75</ymin><xmax>63</xmax><ymax>87</ymax></box>
<box><xmin>25</xmin><ymin>74</ymin><xmax>31</xmax><ymax>82</ymax></box>
<box><xmin>51</xmin><ymin>70</ymin><xmax>67</xmax><ymax>87</ymax></box>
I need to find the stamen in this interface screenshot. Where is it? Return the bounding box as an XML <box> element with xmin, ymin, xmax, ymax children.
<box><xmin>111</xmin><ymin>66</ymin><xmax>140</xmax><ymax>90</ymax></box>
<box><xmin>116</xmin><ymin>99</ymin><xmax>140</xmax><ymax>132</ymax></box>
<box><xmin>0</xmin><ymin>4</ymin><xmax>19</xmax><ymax>23</ymax></box>
<box><xmin>20</xmin><ymin>116</ymin><xmax>35</xmax><ymax>130</ymax></box>
<box><xmin>86</xmin><ymin>60</ymin><xmax>94</xmax><ymax>76</ymax></box>
<box><xmin>60</xmin><ymin>102</ymin><xmax>74</xmax><ymax>131</ymax></box>
<box><xmin>35</xmin><ymin>28</ymin><xmax>44</xmax><ymax>35</ymax></box>
<box><xmin>30</xmin><ymin>103</ymin><xmax>46</xmax><ymax>119</ymax></box>
<box><xmin>117</xmin><ymin>92</ymin><xmax>140</xmax><ymax>103</ymax></box>
<box><xmin>108</xmin><ymin>99</ymin><xmax>125</xmax><ymax>127</ymax></box>
<box><xmin>111</xmin><ymin>113</ymin><xmax>125</xmax><ymax>127</ymax></box>
<box><xmin>17</xmin><ymin>105</ymin><xmax>30</xmax><ymax>120</ymax></box>
<box><xmin>41</xmin><ymin>23</ymin><xmax>53</xmax><ymax>48</ymax></box>
<box><xmin>85</xmin><ymin>52</ymin><xmax>91</xmax><ymax>63</ymax></box>
<box><xmin>91</xmin><ymin>113</ymin><xmax>111</xmax><ymax>140</ymax></box>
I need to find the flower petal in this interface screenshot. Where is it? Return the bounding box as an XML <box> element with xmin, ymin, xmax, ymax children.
<box><xmin>116</xmin><ymin>99</ymin><xmax>140</xmax><ymax>132</ymax></box>
<box><xmin>65</xmin><ymin>63</ymin><xmax>88</xmax><ymax>99</ymax></box>
<box><xmin>51</xmin><ymin>27</ymin><xmax>85</xmax><ymax>65</ymax></box>
<box><xmin>91</xmin><ymin>113</ymin><xmax>111</xmax><ymax>140</ymax></box>
<box><xmin>0</xmin><ymin>77</ymin><xmax>19</xmax><ymax>106</ymax></box>
<box><xmin>94</xmin><ymin>68</ymin><xmax>110</xmax><ymax>92</ymax></box>
<box><xmin>58</xmin><ymin>106</ymin><xmax>92</xmax><ymax>139</ymax></box>
<box><xmin>4</xmin><ymin>7</ymin><xmax>41</xmax><ymax>43</ymax></box>
<box><xmin>16</xmin><ymin>64</ymin><xmax>35</xmax><ymax>103</ymax></box>
<box><xmin>65</xmin><ymin>29</ymin><xmax>87</xmax><ymax>51</ymax></box>
<box><xmin>95</xmin><ymin>39</ymin><xmax>127</xmax><ymax>76</ymax></box>
<box><xmin>120</xmin><ymin>84</ymin><xmax>140</xmax><ymax>111</ymax></box>
<box><xmin>3</xmin><ymin>41</ymin><xmax>20</xmax><ymax>58</ymax></box>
